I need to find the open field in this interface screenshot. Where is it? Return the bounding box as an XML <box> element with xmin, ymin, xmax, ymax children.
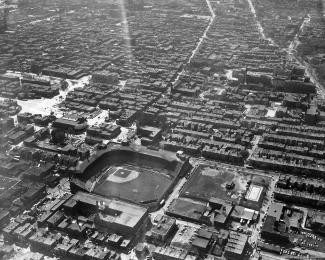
<box><xmin>93</xmin><ymin>165</ymin><xmax>173</xmax><ymax>205</ymax></box>
<box><xmin>181</xmin><ymin>164</ymin><xmax>249</xmax><ymax>202</ymax></box>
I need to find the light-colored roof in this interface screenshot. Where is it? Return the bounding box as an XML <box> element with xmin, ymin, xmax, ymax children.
<box><xmin>245</xmin><ymin>184</ymin><xmax>263</xmax><ymax>202</ymax></box>
<box><xmin>72</xmin><ymin>191</ymin><xmax>147</xmax><ymax>228</ymax></box>
<box><xmin>268</xmin><ymin>202</ymin><xmax>284</xmax><ymax>221</ymax></box>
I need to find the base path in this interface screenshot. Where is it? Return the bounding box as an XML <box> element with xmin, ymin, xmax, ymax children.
<box><xmin>106</xmin><ymin>167</ymin><xmax>139</xmax><ymax>183</ymax></box>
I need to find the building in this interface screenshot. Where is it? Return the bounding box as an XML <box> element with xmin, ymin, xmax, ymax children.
<box><xmin>92</xmin><ymin>71</ymin><xmax>119</xmax><ymax>84</ymax></box>
<box><xmin>230</xmin><ymin>206</ymin><xmax>259</xmax><ymax>224</ymax></box>
<box><xmin>29</xmin><ymin>230</ymin><xmax>62</xmax><ymax>254</ymax></box>
<box><xmin>21</xmin><ymin>163</ymin><xmax>54</xmax><ymax>182</ymax></box>
<box><xmin>261</xmin><ymin>203</ymin><xmax>290</xmax><ymax>244</ymax></box>
<box><xmin>86</xmin><ymin>124</ymin><xmax>121</xmax><ymax>144</ymax></box>
<box><xmin>191</xmin><ymin>237</ymin><xmax>210</xmax><ymax>253</ymax></box>
<box><xmin>138</xmin><ymin>125</ymin><xmax>162</xmax><ymax>146</ymax></box>
<box><xmin>135</xmin><ymin>243</ymin><xmax>149</xmax><ymax>259</ymax></box>
<box><xmin>6</xmin><ymin>124</ymin><xmax>34</xmax><ymax>144</ymax></box>
<box><xmin>191</xmin><ymin>229</ymin><xmax>213</xmax><ymax>254</ymax></box>
<box><xmin>207</xmin><ymin>197</ymin><xmax>233</xmax><ymax>227</ymax></box>
<box><xmin>153</xmin><ymin>246</ymin><xmax>188</xmax><ymax>260</ymax></box>
<box><xmin>271</xmin><ymin>78</ymin><xmax>316</xmax><ymax>94</ymax></box>
<box><xmin>224</xmin><ymin>231</ymin><xmax>248</xmax><ymax>260</ymax></box>
<box><xmin>257</xmin><ymin>241</ymin><xmax>281</xmax><ymax>255</ymax></box>
<box><xmin>116</xmin><ymin>109</ymin><xmax>137</xmax><ymax>127</ymax></box>
<box><xmin>54</xmin><ymin>238</ymin><xmax>79</xmax><ymax>258</ymax></box>
<box><xmin>0</xmin><ymin>209</ymin><xmax>10</xmax><ymax>229</ymax></box>
<box><xmin>306</xmin><ymin>209</ymin><xmax>325</xmax><ymax>234</ymax></box>
<box><xmin>0</xmin><ymin>117</ymin><xmax>14</xmax><ymax>134</ymax></box>
<box><xmin>167</xmin><ymin>197</ymin><xmax>207</xmax><ymax>223</ymax></box>
<box><xmin>52</xmin><ymin>118</ymin><xmax>88</xmax><ymax>134</ymax></box>
<box><xmin>171</xmin><ymin>225</ymin><xmax>197</xmax><ymax>250</ymax></box>
<box><xmin>146</xmin><ymin>214</ymin><xmax>177</xmax><ymax>243</ymax></box>
<box><xmin>274</xmin><ymin>180</ymin><xmax>325</xmax><ymax>209</ymax></box>
<box><xmin>63</xmin><ymin>191</ymin><xmax>148</xmax><ymax>237</ymax></box>
<box><xmin>240</xmin><ymin>184</ymin><xmax>265</xmax><ymax>211</ymax></box>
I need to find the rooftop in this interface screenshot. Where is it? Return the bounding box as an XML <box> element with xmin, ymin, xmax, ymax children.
<box><xmin>68</xmin><ymin>191</ymin><xmax>148</xmax><ymax>228</ymax></box>
<box><xmin>245</xmin><ymin>184</ymin><xmax>263</xmax><ymax>202</ymax></box>
<box><xmin>267</xmin><ymin>202</ymin><xmax>284</xmax><ymax>221</ymax></box>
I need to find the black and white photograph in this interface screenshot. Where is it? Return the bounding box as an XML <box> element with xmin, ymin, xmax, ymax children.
<box><xmin>0</xmin><ymin>0</ymin><xmax>325</xmax><ymax>259</ymax></box>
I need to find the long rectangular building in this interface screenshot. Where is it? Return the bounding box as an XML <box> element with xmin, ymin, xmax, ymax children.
<box><xmin>63</xmin><ymin>191</ymin><xmax>148</xmax><ymax>236</ymax></box>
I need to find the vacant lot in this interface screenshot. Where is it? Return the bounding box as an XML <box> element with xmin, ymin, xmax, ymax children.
<box><xmin>181</xmin><ymin>165</ymin><xmax>249</xmax><ymax>202</ymax></box>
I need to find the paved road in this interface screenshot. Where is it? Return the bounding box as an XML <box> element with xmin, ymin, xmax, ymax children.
<box><xmin>286</xmin><ymin>14</ymin><xmax>325</xmax><ymax>98</ymax></box>
<box><xmin>243</xmin><ymin>4</ymin><xmax>325</xmax><ymax>258</ymax></box>
<box><xmin>247</xmin><ymin>135</ymin><xmax>261</xmax><ymax>161</ymax></box>
<box><xmin>149</xmin><ymin>170</ymin><xmax>201</xmax><ymax>230</ymax></box>
<box><xmin>172</xmin><ymin>0</ymin><xmax>216</xmax><ymax>87</ymax></box>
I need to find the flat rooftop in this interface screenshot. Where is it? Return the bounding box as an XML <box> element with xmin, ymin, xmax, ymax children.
<box><xmin>245</xmin><ymin>184</ymin><xmax>263</xmax><ymax>202</ymax></box>
<box><xmin>70</xmin><ymin>191</ymin><xmax>148</xmax><ymax>228</ymax></box>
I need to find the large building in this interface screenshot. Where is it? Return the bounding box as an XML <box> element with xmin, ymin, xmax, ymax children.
<box><xmin>146</xmin><ymin>214</ymin><xmax>177</xmax><ymax>243</ymax></box>
<box><xmin>52</xmin><ymin>118</ymin><xmax>88</xmax><ymax>134</ymax></box>
<box><xmin>63</xmin><ymin>191</ymin><xmax>148</xmax><ymax>237</ymax></box>
<box><xmin>153</xmin><ymin>246</ymin><xmax>188</xmax><ymax>260</ymax></box>
<box><xmin>306</xmin><ymin>209</ymin><xmax>325</xmax><ymax>234</ymax></box>
<box><xmin>261</xmin><ymin>203</ymin><xmax>290</xmax><ymax>244</ymax></box>
<box><xmin>208</xmin><ymin>197</ymin><xmax>234</xmax><ymax>227</ymax></box>
<box><xmin>224</xmin><ymin>231</ymin><xmax>248</xmax><ymax>260</ymax></box>
<box><xmin>230</xmin><ymin>205</ymin><xmax>259</xmax><ymax>224</ymax></box>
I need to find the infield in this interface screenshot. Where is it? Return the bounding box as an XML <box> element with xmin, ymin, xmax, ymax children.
<box><xmin>73</xmin><ymin>145</ymin><xmax>191</xmax><ymax>210</ymax></box>
<box><xmin>105</xmin><ymin>167</ymin><xmax>139</xmax><ymax>183</ymax></box>
<box><xmin>93</xmin><ymin>165</ymin><xmax>173</xmax><ymax>205</ymax></box>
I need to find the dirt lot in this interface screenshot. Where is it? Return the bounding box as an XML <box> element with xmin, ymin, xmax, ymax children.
<box><xmin>181</xmin><ymin>164</ymin><xmax>249</xmax><ymax>202</ymax></box>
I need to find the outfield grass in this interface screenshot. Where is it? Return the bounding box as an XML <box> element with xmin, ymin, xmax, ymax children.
<box><xmin>94</xmin><ymin>166</ymin><xmax>172</xmax><ymax>204</ymax></box>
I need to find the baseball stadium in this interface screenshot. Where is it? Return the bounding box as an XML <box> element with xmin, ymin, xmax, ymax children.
<box><xmin>71</xmin><ymin>144</ymin><xmax>191</xmax><ymax>211</ymax></box>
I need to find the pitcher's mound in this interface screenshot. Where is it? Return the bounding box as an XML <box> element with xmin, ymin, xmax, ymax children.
<box><xmin>106</xmin><ymin>167</ymin><xmax>139</xmax><ymax>183</ymax></box>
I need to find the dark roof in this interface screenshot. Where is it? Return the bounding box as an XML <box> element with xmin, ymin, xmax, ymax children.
<box><xmin>262</xmin><ymin>216</ymin><xmax>289</xmax><ymax>239</ymax></box>
<box><xmin>192</xmin><ymin>237</ymin><xmax>210</xmax><ymax>250</ymax></box>
<box><xmin>225</xmin><ymin>231</ymin><xmax>248</xmax><ymax>256</ymax></box>
<box><xmin>197</xmin><ymin>229</ymin><xmax>212</xmax><ymax>240</ymax></box>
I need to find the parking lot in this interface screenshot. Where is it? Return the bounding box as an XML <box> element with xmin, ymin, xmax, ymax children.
<box><xmin>290</xmin><ymin>230</ymin><xmax>325</xmax><ymax>252</ymax></box>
